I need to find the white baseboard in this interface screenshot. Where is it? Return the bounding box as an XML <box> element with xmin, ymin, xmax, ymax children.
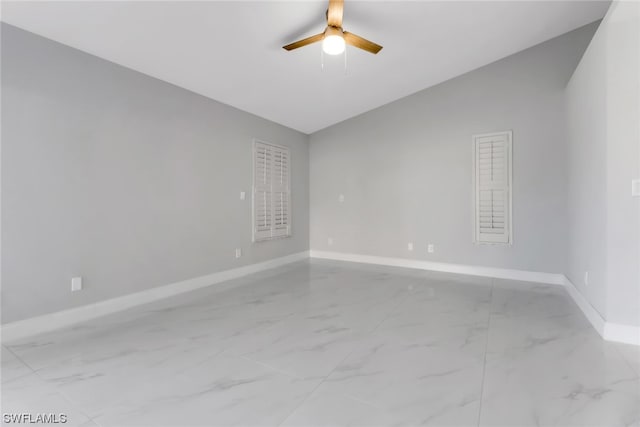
<box><xmin>311</xmin><ymin>250</ymin><xmax>640</xmax><ymax>346</ymax></box>
<box><xmin>562</xmin><ymin>276</ymin><xmax>606</xmax><ymax>337</ymax></box>
<box><xmin>1</xmin><ymin>251</ymin><xmax>309</xmax><ymax>342</ymax></box>
<box><xmin>604</xmin><ymin>323</ymin><xmax>640</xmax><ymax>346</ymax></box>
<box><xmin>310</xmin><ymin>250</ymin><xmax>565</xmax><ymax>285</ymax></box>
<box><xmin>563</xmin><ymin>277</ymin><xmax>640</xmax><ymax>346</ymax></box>
<box><xmin>6</xmin><ymin>249</ymin><xmax>637</xmax><ymax>347</ymax></box>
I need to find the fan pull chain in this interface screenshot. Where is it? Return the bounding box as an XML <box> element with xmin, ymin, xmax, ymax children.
<box><xmin>344</xmin><ymin>47</ymin><xmax>348</xmax><ymax>74</ymax></box>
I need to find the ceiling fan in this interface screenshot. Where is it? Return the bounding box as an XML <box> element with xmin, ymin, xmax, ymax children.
<box><xmin>283</xmin><ymin>0</ymin><xmax>382</xmax><ymax>55</ymax></box>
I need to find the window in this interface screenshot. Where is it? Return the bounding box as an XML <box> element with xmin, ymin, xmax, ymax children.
<box><xmin>253</xmin><ymin>140</ymin><xmax>291</xmax><ymax>242</ymax></box>
<box><xmin>473</xmin><ymin>131</ymin><xmax>512</xmax><ymax>244</ymax></box>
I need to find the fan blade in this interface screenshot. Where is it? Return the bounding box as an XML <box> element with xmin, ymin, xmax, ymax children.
<box><xmin>327</xmin><ymin>0</ymin><xmax>344</xmax><ymax>28</ymax></box>
<box><xmin>283</xmin><ymin>33</ymin><xmax>324</xmax><ymax>51</ymax></box>
<box><xmin>343</xmin><ymin>31</ymin><xmax>383</xmax><ymax>54</ymax></box>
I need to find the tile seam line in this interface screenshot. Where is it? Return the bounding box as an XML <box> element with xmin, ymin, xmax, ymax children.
<box><xmin>6</xmin><ymin>344</ymin><xmax>100</xmax><ymax>426</ymax></box>
<box><xmin>275</xmin><ymin>285</ymin><xmax>412</xmax><ymax>426</ymax></box>
<box><xmin>610</xmin><ymin>343</ymin><xmax>640</xmax><ymax>381</ymax></box>
<box><xmin>3</xmin><ymin>344</ymin><xmax>37</xmax><ymax>375</ymax></box>
<box><xmin>476</xmin><ymin>277</ymin><xmax>494</xmax><ymax>426</ymax></box>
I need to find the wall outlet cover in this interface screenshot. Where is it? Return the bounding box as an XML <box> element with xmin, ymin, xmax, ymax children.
<box><xmin>408</xmin><ymin>242</ymin><xmax>414</xmax><ymax>251</ymax></box>
<box><xmin>584</xmin><ymin>271</ymin><xmax>589</xmax><ymax>286</ymax></box>
<box><xmin>240</xmin><ymin>191</ymin><xmax>246</xmax><ymax>200</ymax></box>
<box><xmin>235</xmin><ymin>248</ymin><xmax>242</xmax><ymax>258</ymax></box>
<box><xmin>427</xmin><ymin>244</ymin><xmax>435</xmax><ymax>253</ymax></box>
<box><xmin>71</xmin><ymin>277</ymin><xmax>83</xmax><ymax>292</ymax></box>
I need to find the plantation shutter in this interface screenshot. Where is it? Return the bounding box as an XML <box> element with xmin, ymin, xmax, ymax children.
<box><xmin>253</xmin><ymin>141</ymin><xmax>291</xmax><ymax>241</ymax></box>
<box><xmin>272</xmin><ymin>147</ymin><xmax>290</xmax><ymax>238</ymax></box>
<box><xmin>253</xmin><ymin>142</ymin><xmax>273</xmax><ymax>241</ymax></box>
<box><xmin>474</xmin><ymin>131</ymin><xmax>512</xmax><ymax>244</ymax></box>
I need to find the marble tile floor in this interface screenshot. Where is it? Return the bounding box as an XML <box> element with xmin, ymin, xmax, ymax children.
<box><xmin>2</xmin><ymin>259</ymin><xmax>639</xmax><ymax>426</ymax></box>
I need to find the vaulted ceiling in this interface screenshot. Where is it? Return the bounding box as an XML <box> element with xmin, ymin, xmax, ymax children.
<box><xmin>2</xmin><ymin>1</ymin><xmax>610</xmax><ymax>134</ymax></box>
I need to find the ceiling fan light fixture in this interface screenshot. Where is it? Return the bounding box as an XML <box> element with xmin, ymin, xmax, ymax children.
<box><xmin>282</xmin><ymin>1</ymin><xmax>382</xmax><ymax>55</ymax></box>
<box><xmin>322</xmin><ymin>27</ymin><xmax>345</xmax><ymax>55</ymax></box>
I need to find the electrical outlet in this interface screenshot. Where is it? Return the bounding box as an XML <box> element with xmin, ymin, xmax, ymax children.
<box><xmin>235</xmin><ymin>248</ymin><xmax>242</xmax><ymax>258</ymax></box>
<box><xmin>633</xmin><ymin>179</ymin><xmax>640</xmax><ymax>197</ymax></box>
<box><xmin>71</xmin><ymin>277</ymin><xmax>82</xmax><ymax>292</ymax></box>
<box><xmin>328</xmin><ymin>237</ymin><xmax>333</xmax><ymax>246</ymax></box>
<box><xmin>584</xmin><ymin>271</ymin><xmax>589</xmax><ymax>286</ymax></box>
<box><xmin>338</xmin><ymin>194</ymin><xmax>345</xmax><ymax>203</ymax></box>
<box><xmin>407</xmin><ymin>242</ymin><xmax>414</xmax><ymax>251</ymax></box>
<box><xmin>427</xmin><ymin>244</ymin><xmax>435</xmax><ymax>253</ymax></box>
<box><xmin>240</xmin><ymin>191</ymin><xmax>246</xmax><ymax>200</ymax></box>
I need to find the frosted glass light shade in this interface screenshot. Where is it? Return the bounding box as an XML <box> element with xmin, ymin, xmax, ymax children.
<box><xmin>323</xmin><ymin>34</ymin><xmax>345</xmax><ymax>55</ymax></box>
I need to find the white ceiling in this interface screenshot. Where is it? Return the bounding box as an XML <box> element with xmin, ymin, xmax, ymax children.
<box><xmin>2</xmin><ymin>1</ymin><xmax>609</xmax><ymax>134</ymax></box>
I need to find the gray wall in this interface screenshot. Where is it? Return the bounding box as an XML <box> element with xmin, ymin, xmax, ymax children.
<box><xmin>1</xmin><ymin>24</ymin><xmax>309</xmax><ymax>323</ymax></box>
<box><xmin>566</xmin><ymin>1</ymin><xmax>640</xmax><ymax>327</ymax></box>
<box><xmin>310</xmin><ymin>23</ymin><xmax>598</xmax><ymax>274</ymax></box>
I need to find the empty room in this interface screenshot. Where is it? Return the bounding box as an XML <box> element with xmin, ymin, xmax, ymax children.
<box><xmin>1</xmin><ymin>0</ymin><xmax>639</xmax><ymax>426</ymax></box>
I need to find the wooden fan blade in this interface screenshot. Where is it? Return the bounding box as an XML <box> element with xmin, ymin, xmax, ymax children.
<box><xmin>343</xmin><ymin>31</ymin><xmax>383</xmax><ymax>54</ymax></box>
<box><xmin>327</xmin><ymin>0</ymin><xmax>344</xmax><ymax>28</ymax></box>
<box><xmin>283</xmin><ymin>33</ymin><xmax>324</xmax><ymax>51</ymax></box>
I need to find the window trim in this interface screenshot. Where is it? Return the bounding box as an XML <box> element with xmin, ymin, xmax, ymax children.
<box><xmin>252</xmin><ymin>139</ymin><xmax>292</xmax><ymax>242</ymax></box>
<box><xmin>472</xmin><ymin>130</ymin><xmax>513</xmax><ymax>245</ymax></box>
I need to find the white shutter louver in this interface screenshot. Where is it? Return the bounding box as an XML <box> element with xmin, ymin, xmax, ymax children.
<box><xmin>272</xmin><ymin>147</ymin><xmax>290</xmax><ymax>238</ymax></box>
<box><xmin>474</xmin><ymin>131</ymin><xmax>512</xmax><ymax>244</ymax></box>
<box><xmin>253</xmin><ymin>143</ymin><xmax>273</xmax><ymax>241</ymax></box>
<box><xmin>253</xmin><ymin>141</ymin><xmax>291</xmax><ymax>241</ymax></box>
